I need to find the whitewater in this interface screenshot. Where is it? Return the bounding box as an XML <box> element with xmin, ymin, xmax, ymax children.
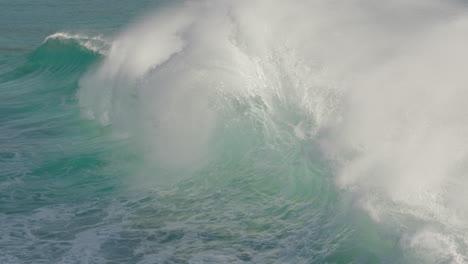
<box><xmin>1</xmin><ymin>0</ymin><xmax>468</xmax><ymax>263</ymax></box>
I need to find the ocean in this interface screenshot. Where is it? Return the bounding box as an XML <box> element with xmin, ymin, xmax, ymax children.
<box><xmin>1</xmin><ymin>0</ymin><xmax>468</xmax><ymax>263</ymax></box>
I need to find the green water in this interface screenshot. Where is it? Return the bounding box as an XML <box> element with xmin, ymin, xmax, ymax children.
<box><xmin>2</xmin><ymin>0</ymin><xmax>458</xmax><ymax>263</ymax></box>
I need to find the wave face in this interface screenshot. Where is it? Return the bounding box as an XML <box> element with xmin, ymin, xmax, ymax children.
<box><xmin>3</xmin><ymin>0</ymin><xmax>468</xmax><ymax>263</ymax></box>
<box><xmin>79</xmin><ymin>0</ymin><xmax>468</xmax><ymax>262</ymax></box>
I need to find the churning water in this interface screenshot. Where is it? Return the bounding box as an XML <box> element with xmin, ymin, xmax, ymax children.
<box><xmin>2</xmin><ymin>0</ymin><xmax>468</xmax><ymax>263</ymax></box>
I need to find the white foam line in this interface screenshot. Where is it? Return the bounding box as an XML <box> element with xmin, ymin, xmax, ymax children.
<box><xmin>43</xmin><ymin>32</ymin><xmax>110</xmax><ymax>55</ymax></box>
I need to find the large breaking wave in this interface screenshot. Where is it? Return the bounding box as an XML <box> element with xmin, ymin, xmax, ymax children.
<box><xmin>77</xmin><ymin>0</ymin><xmax>468</xmax><ymax>262</ymax></box>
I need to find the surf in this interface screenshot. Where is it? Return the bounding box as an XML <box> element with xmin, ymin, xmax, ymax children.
<box><xmin>2</xmin><ymin>0</ymin><xmax>468</xmax><ymax>262</ymax></box>
<box><xmin>78</xmin><ymin>0</ymin><xmax>468</xmax><ymax>262</ymax></box>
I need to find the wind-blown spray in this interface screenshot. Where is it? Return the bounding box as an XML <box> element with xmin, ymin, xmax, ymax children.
<box><xmin>79</xmin><ymin>0</ymin><xmax>468</xmax><ymax>262</ymax></box>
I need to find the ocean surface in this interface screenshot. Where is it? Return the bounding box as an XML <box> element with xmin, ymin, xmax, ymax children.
<box><xmin>2</xmin><ymin>0</ymin><xmax>468</xmax><ymax>263</ymax></box>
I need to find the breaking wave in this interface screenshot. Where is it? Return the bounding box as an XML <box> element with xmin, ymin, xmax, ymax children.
<box><xmin>76</xmin><ymin>0</ymin><xmax>468</xmax><ymax>262</ymax></box>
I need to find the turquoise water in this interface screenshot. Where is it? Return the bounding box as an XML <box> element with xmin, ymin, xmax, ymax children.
<box><xmin>2</xmin><ymin>1</ymin><xmax>468</xmax><ymax>263</ymax></box>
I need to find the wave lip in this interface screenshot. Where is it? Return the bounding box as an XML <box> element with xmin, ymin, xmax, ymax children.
<box><xmin>43</xmin><ymin>32</ymin><xmax>110</xmax><ymax>55</ymax></box>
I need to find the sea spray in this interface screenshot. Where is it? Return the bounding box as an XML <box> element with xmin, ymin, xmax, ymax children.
<box><xmin>79</xmin><ymin>0</ymin><xmax>468</xmax><ymax>262</ymax></box>
<box><xmin>2</xmin><ymin>0</ymin><xmax>468</xmax><ymax>262</ymax></box>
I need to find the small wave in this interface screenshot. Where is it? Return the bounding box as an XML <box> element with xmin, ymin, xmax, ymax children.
<box><xmin>44</xmin><ymin>32</ymin><xmax>110</xmax><ymax>55</ymax></box>
<box><xmin>0</xmin><ymin>33</ymin><xmax>105</xmax><ymax>83</ymax></box>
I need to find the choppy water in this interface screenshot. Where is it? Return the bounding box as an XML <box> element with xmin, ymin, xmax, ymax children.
<box><xmin>2</xmin><ymin>0</ymin><xmax>468</xmax><ymax>263</ymax></box>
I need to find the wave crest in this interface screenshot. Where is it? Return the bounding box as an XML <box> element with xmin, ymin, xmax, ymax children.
<box><xmin>79</xmin><ymin>0</ymin><xmax>468</xmax><ymax>262</ymax></box>
<box><xmin>44</xmin><ymin>32</ymin><xmax>110</xmax><ymax>55</ymax></box>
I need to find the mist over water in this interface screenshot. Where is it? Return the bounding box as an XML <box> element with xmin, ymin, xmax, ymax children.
<box><xmin>80</xmin><ymin>0</ymin><xmax>468</xmax><ymax>261</ymax></box>
<box><xmin>2</xmin><ymin>0</ymin><xmax>468</xmax><ymax>263</ymax></box>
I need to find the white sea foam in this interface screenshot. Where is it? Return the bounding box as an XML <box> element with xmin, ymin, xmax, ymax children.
<box><xmin>44</xmin><ymin>32</ymin><xmax>110</xmax><ymax>54</ymax></box>
<box><xmin>78</xmin><ymin>0</ymin><xmax>468</xmax><ymax>261</ymax></box>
